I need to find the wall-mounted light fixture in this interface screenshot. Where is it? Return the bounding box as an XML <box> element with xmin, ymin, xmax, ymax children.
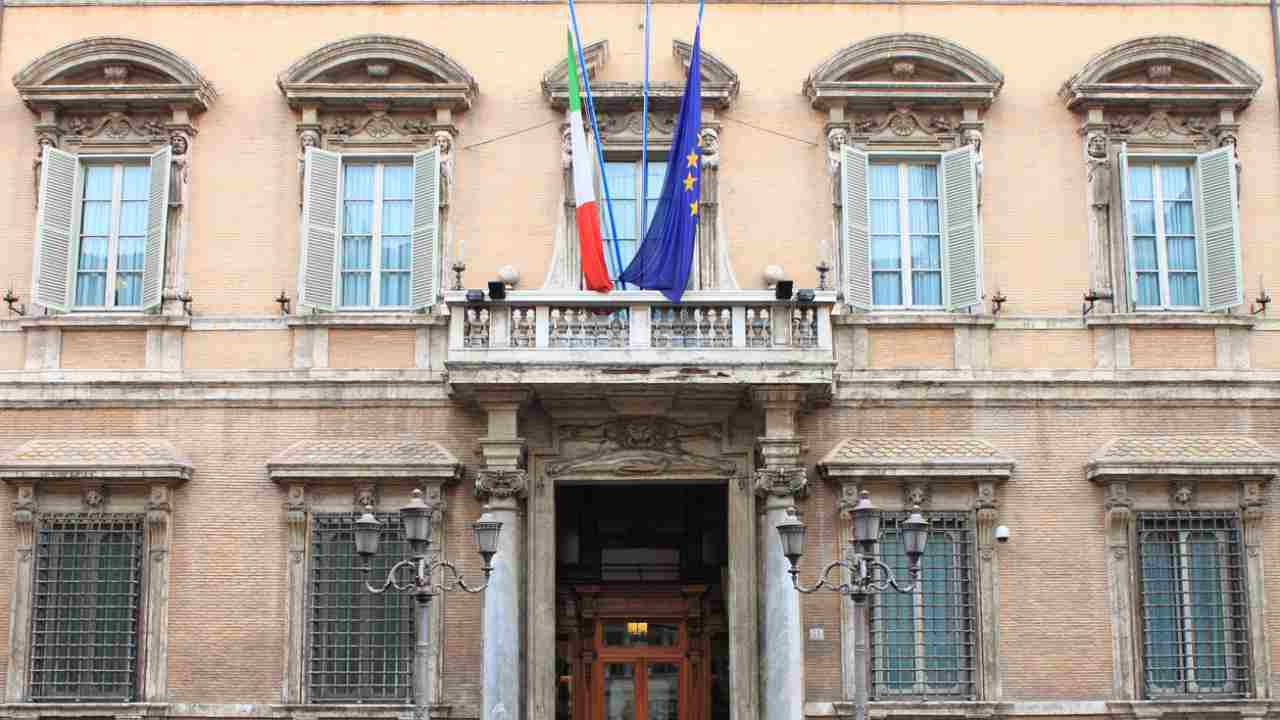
<box><xmin>775</xmin><ymin>280</ymin><xmax>794</xmax><ymax>301</ymax></box>
<box><xmin>275</xmin><ymin>290</ymin><xmax>291</xmax><ymax>316</ymax></box>
<box><xmin>487</xmin><ymin>281</ymin><xmax>507</xmax><ymax>301</ymax></box>
<box><xmin>3</xmin><ymin>288</ymin><xmax>26</xmax><ymax>316</ymax></box>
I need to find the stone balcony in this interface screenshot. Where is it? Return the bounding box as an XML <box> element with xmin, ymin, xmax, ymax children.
<box><xmin>443</xmin><ymin>290</ymin><xmax>837</xmax><ymax>388</ymax></box>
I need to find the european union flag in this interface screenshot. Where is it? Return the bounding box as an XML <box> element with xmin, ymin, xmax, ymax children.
<box><xmin>618</xmin><ymin>25</ymin><xmax>702</xmax><ymax>303</ymax></box>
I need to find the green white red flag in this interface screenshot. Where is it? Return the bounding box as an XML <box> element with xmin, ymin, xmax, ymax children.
<box><xmin>566</xmin><ymin>30</ymin><xmax>613</xmax><ymax>292</ymax></box>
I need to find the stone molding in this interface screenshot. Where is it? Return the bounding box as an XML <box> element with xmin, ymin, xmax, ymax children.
<box><xmin>0</xmin><ymin>438</ymin><xmax>190</xmax><ymax>703</ymax></box>
<box><xmin>541</xmin><ymin>38</ymin><xmax>738</xmax><ymax>111</ymax></box>
<box><xmin>13</xmin><ymin>36</ymin><xmax>216</xmax><ymax>112</ymax></box>
<box><xmin>473</xmin><ymin>468</ymin><xmax>528</xmax><ymax>500</ymax></box>
<box><xmin>278</xmin><ymin>34</ymin><xmax>478</xmax><ymax>111</ymax></box>
<box><xmin>819</xmin><ymin>435</ymin><xmax>1013</xmax><ymax>702</ymax></box>
<box><xmin>1087</xmin><ymin>435</ymin><xmax>1277</xmax><ymax>701</ymax></box>
<box><xmin>804</xmin><ymin>32</ymin><xmax>1004</xmax><ymax>110</ymax></box>
<box><xmin>1061</xmin><ymin>36</ymin><xmax>1263</xmax><ymax>111</ymax></box>
<box><xmin>266</xmin><ymin>438</ymin><xmax>458</xmax><ymax>705</ymax></box>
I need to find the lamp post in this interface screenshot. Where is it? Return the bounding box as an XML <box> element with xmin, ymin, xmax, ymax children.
<box><xmin>775</xmin><ymin>490</ymin><xmax>929</xmax><ymax>720</ymax></box>
<box><xmin>354</xmin><ymin>488</ymin><xmax>503</xmax><ymax>710</ymax></box>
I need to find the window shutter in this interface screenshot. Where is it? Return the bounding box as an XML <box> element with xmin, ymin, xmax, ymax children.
<box><xmin>841</xmin><ymin>144</ymin><xmax>870</xmax><ymax>310</ymax></box>
<box><xmin>31</xmin><ymin>146</ymin><xmax>78</xmax><ymax>312</ymax></box>
<box><xmin>141</xmin><ymin>146</ymin><xmax>172</xmax><ymax>313</ymax></box>
<box><xmin>411</xmin><ymin>147</ymin><xmax>440</xmax><ymax>311</ymax></box>
<box><xmin>1117</xmin><ymin>143</ymin><xmax>1134</xmax><ymax>310</ymax></box>
<box><xmin>1196</xmin><ymin>145</ymin><xmax>1243</xmax><ymax>311</ymax></box>
<box><xmin>941</xmin><ymin>145</ymin><xmax>981</xmax><ymax>311</ymax></box>
<box><xmin>298</xmin><ymin>147</ymin><xmax>342</xmax><ymax>312</ymax></box>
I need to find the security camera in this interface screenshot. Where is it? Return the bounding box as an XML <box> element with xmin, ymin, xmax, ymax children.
<box><xmin>994</xmin><ymin>525</ymin><xmax>1010</xmax><ymax>544</ymax></box>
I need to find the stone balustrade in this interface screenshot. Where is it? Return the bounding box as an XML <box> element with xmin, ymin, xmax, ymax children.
<box><xmin>444</xmin><ymin>291</ymin><xmax>835</xmax><ymax>370</ymax></box>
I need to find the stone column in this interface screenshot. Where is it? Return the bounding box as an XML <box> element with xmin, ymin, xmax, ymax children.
<box><xmin>754</xmin><ymin>387</ymin><xmax>808</xmax><ymax>720</ymax></box>
<box><xmin>475</xmin><ymin>391</ymin><xmax>530</xmax><ymax>720</ymax></box>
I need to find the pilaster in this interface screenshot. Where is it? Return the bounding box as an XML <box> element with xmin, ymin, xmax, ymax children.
<box><xmin>1240</xmin><ymin>478</ymin><xmax>1271</xmax><ymax>699</ymax></box>
<box><xmin>143</xmin><ymin>483</ymin><xmax>175</xmax><ymax>702</ymax></box>
<box><xmin>1102</xmin><ymin>480</ymin><xmax>1139</xmax><ymax>700</ymax></box>
<box><xmin>282</xmin><ymin>483</ymin><xmax>308</xmax><ymax>704</ymax></box>
<box><xmin>5</xmin><ymin>483</ymin><xmax>37</xmax><ymax>702</ymax></box>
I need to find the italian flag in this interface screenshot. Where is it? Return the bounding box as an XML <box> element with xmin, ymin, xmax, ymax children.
<box><xmin>566</xmin><ymin>30</ymin><xmax>613</xmax><ymax>292</ymax></box>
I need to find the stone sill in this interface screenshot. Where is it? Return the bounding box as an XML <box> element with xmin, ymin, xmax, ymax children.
<box><xmin>444</xmin><ymin>289</ymin><xmax>838</xmax><ymax>306</ymax></box>
<box><xmin>17</xmin><ymin>313</ymin><xmax>191</xmax><ymax>330</ymax></box>
<box><xmin>1084</xmin><ymin>312</ymin><xmax>1255</xmax><ymax>329</ymax></box>
<box><xmin>804</xmin><ymin>698</ymin><xmax>1273</xmax><ymax>718</ymax></box>
<box><xmin>0</xmin><ymin>702</ymin><xmax>169</xmax><ymax>716</ymax></box>
<box><xmin>833</xmin><ymin>311</ymin><xmax>995</xmax><ymax>328</ymax></box>
<box><xmin>286</xmin><ymin>312</ymin><xmax>443</xmax><ymax>328</ymax></box>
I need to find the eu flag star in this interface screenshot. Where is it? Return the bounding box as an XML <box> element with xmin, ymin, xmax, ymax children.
<box><xmin>683</xmin><ymin>172</ymin><xmax>695</xmax><ymax>192</ymax></box>
<box><xmin>689</xmin><ymin>201</ymin><xmax>699</xmax><ymax>216</ymax></box>
<box><xmin>686</xmin><ymin>151</ymin><xmax>698</xmax><ymax>167</ymax></box>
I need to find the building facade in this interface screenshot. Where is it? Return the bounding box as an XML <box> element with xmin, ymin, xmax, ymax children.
<box><xmin>1</xmin><ymin>2</ymin><xmax>1280</xmax><ymax>720</ymax></box>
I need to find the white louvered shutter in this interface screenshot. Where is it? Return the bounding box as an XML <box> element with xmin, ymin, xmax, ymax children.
<box><xmin>841</xmin><ymin>145</ymin><xmax>870</xmax><ymax>310</ymax></box>
<box><xmin>298</xmin><ymin>147</ymin><xmax>342</xmax><ymax>311</ymax></box>
<box><xmin>1117</xmin><ymin>143</ymin><xmax>1136</xmax><ymax>310</ymax></box>
<box><xmin>941</xmin><ymin>145</ymin><xmax>981</xmax><ymax>311</ymax></box>
<box><xmin>1196</xmin><ymin>146</ymin><xmax>1243</xmax><ymax>311</ymax></box>
<box><xmin>411</xmin><ymin>147</ymin><xmax>440</xmax><ymax>311</ymax></box>
<box><xmin>141</xmin><ymin>146</ymin><xmax>172</xmax><ymax>312</ymax></box>
<box><xmin>32</xmin><ymin>146</ymin><xmax>78</xmax><ymax>312</ymax></box>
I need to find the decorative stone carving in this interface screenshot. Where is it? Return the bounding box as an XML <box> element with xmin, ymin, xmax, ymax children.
<box><xmin>475</xmin><ymin>468</ymin><xmax>529</xmax><ymax>500</ymax></box>
<box><xmin>354</xmin><ymin>482</ymin><xmax>378</xmax><ymax>511</ymax></box>
<box><xmin>548</xmin><ymin>417</ymin><xmax>736</xmax><ymax>478</ymax></box>
<box><xmin>902</xmin><ymin>481</ymin><xmax>930</xmax><ymax>508</ymax></box>
<box><xmin>699</xmin><ymin>127</ymin><xmax>720</xmax><ymax>170</ymax></box>
<box><xmin>1147</xmin><ymin>63</ymin><xmax>1173</xmax><ymax>81</ymax></box>
<box><xmin>1170</xmin><ymin>478</ymin><xmax>1197</xmax><ymax>507</ymax></box>
<box><xmin>753</xmin><ymin>466</ymin><xmax>808</xmax><ymax>499</ymax></box>
<box><xmin>892</xmin><ymin>61</ymin><xmax>915</xmax><ymax>79</ymax></box>
<box><xmin>82</xmin><ymin>484</ymin><xmax>107</xmax><ymax>511</ymax></box>
<box><xmin>1086</xmin><ymin>132</ymin><xmax>1110</xmax><ymax>210</ymax></box>
<box><xmin>825</xmin><ymin>126</ymin><xmax>848</xmax><ymax>175</ymax></box>
<box><xmin>1102</xmin><ymin>479</ymin><xmax>1133</xmax><ymax>510</ymax></box>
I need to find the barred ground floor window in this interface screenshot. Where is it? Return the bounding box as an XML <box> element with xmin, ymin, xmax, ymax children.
<box><xmin>31</xmin><ymin>513</ymin><xmax>144</xmax><ymax>702</ymax></box>
<box><xmin>871</xmin><ymin>511</ymin><xmax>977</xmax><ymax>699</ymax></box>
<box><xmin>307</xmin><ymin>512</ymin><xmax>413</xmax><ymax>703</ymax></box>
<box><xmin>1137</xmin><ymin>511</ymin><xmax>1250</xmax><ymax>698</ymax></box>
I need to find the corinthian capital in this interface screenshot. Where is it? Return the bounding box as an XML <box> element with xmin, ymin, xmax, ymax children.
<box><xmin>754</xmin><ymin>466</ymin><xmax>808</xmax><ymax>499</ymax></box>
<box><xmin>475</xmin><ymin>468</ymin><xmax>529</xmax><ymax>501</ymax></box>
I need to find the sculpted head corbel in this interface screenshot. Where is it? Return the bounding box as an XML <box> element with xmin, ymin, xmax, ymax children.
<box><xmin>699</xmin><ymin>127</ymin><xmax>720</xmax><ymax>169</ymax></box>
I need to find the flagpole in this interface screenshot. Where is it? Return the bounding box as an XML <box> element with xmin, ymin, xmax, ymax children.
<box><xmin>566</xmin><ymin>2</ymin><xmax>628</xmax><ymax>289</ymax></box>
<box><xmin>640</xmin><ymin>0</ymin><xmax>651</xmax><ymax>253</ymax></box>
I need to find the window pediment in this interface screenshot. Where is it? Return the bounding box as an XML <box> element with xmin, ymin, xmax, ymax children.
<box><xmin>0</xmin><ymin>437</ymin><xmax>192</xmax><ymax>484</ymax></box>
<box><xmin>1061</xmin><ymin>36</ymin><xmax>1262</xmax><ymax>111</ymax></box>
<box><xmin>1087</xmin><ymin>436</ymin><xmax>1279</xmax><ymax>483</ymax></box>
<box><xmin>278</xmin><ymin>35</ymin><xmax>478</xmax><ymax>112</ymax></box>
<box><xmin>819</xmin><ymin>436</ymin><xmax>1014</xmax><ymax>481</ymax></box>
<box><xmin>804</xmin><ymin>33</ymin><xmax>1004</xmax><ymax>110</ymax></box>
<box><xmin>541</xmin><ymin>39</ymin><xmax>739</xmax><ymax>112</ymax></box>
<box><xmin>267</xmin><ymin>438</ymin><xmax>461</xmax><ymax>482</ymax></box>
<box><xmin>13</xmin><ymin>36</ymin><xmax>216</xmax><ymax>113</ymax></box>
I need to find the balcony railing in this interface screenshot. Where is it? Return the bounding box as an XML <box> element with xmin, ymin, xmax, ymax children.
<box><xmin>445</xmin><ymin>290</ymin><xmax>835</xmax><ymax>356</ymax></box>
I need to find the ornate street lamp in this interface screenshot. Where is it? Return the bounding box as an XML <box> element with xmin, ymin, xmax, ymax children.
<box><xmin>354</xmin><ymin>488</ymin><xmax>502</xmax><ymax>707</ymax></box>
<box><xmin>776</xmin><ymin>490</ymin><xmax>928</xmax><ymax>720</ymax></box>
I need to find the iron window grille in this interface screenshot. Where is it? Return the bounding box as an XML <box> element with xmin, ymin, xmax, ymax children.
<box><xmin>1136</xmin><ymin>511</ymin><xmax>1250</xmax><ymax>699</ymax></box>
<box><xmin>870</xmin><ymin>511</ymin><xmax>976</xmax><ymax>700</ymax></box>
<box><xmin>30</xmin><ymin>513</ymin><xmax>144</xmax><ymax>702</ymax></box>
<box><xmin>307</xmin><ymin>512</ymin><xmax>413</xmax><ymax>703</ymax></box>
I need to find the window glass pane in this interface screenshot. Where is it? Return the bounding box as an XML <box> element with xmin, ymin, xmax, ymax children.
<box><xmin>115</xmin><ymin>234</ymin><xmax>145</xmax><ymax>307</ymax></box>
<box><xmin>871</xmin><ymin>200</ymin><xmax>900</xmax><ymax>234</ymax></box>
<box><xmin>75</xmin><ymin>271</ymin><xmax>106</xmax><ymax>306</ymax></box>
<box><xmin>871</xmin><ymin>235</ymin><xmax>900</xmax><ymax>270</ymax></box>
<box><xmin>82</xmin><ymin>201</ymin><xmax>112</xmax><ymax>236</ymax></box>
<box><xmin>119</xmin><ymin>200</ymin><xmax>147</xmax><ymax>237</ymax></box>
<box><xmin>876</xmin><ymin>534</ymin><xmax>916</xmax><ymax>691</ymax></box>
<box><xmin>646</xmin><ymin>161</ymin><xmax>667</xmax><ymax>200</ymax></box>
<box><xmin>1161</xmin><ymin>165</ymin><xmax>1192</xmax><ymax>200</ymax></box>
<box><xmin>1187</xmin><ymin>532</ymin><xmax>1227</xmax><ymax>688</ymax></box>
<box><xmin>1133</xmin><ymin>236</ymin><xmax>1158</xmax><ymax>271</ymax></box>
<box><xmin>872</xmin><ymin>272</ymin><xmax>902</xmax><ymax>306</ymax></box>
<box><xmin>912</xmin><ymin>272</ymin><xmax>942</xmax><ymax>306</ymax></box>
<box><xmin>907</xmin><ymin>164</ymin><xmax>938</xmax><ymax>198</ymax></box>
<box><xmin>648</xmin><ymin>662</ymin><xmax>680</xmax><ymax>720</ymax></box>
<box><xmin>909</xmin><ymin>201</ymin><xmax>939</xmax><ymax>235</ymax></box>
<box><xmin>602</xmin><ymin>663</ymin><xmax>636</xmax><ymax>720</ymax></box>
<box><xmin>911</xmin><ymin>236</ymin><xmax>941</xmax><ymax>271</ymax></box>
<box><xmin>1136</xmin><ymin>273</ymin><xmax>1161</xmax><ymax>307</ymax></box>
<box><xmin>1141</xmin><ymin>532</ymin><xmax>1182</xmax><ymax>690</ymax></box>
<box><xmin>344</xmin><ymin>165</ymin><xmax>374</xmax><ymax>200</ymax></box>
<box><xmin>382</xmin><ymin>199</ymin><xmax>411</xmax><ymax>237</ymax></box>
<box><xmin>1167</xmin><ymin>238</ymin><xmax>1198</xmax><ymax>272</ymax></box>
<box><xmin>1169</xmin><ymin>273</ymin><xmax>1200</xmax><ymax>307</ymax></box>
<box><xmin>120</xmin><ymin>165</ymin><xmax>149</xmax><ymax>201</ymax></box>
<box><xmin>1128</xmin><ymin>165</ymin><xmax>1154</xmax><ymax>199</ymax></box>
<box><xmin>382</xmin><ymin>165</ymin><xmax>412</xmax><ymax>200</ymax></box>
<box><xmin>869</xmin><ymin>163</ymin><xmax>899</xmax><ymax>197</ymax></box>
<box><xmin>1164</xmin><ymin>200</ymin><xmax>1194</xmax><ymax>236</ymax></box>
<box><xmin>1129</xmin><ymin>200</ymin><xmax>1156</xmax><ymax>236</ymax></box>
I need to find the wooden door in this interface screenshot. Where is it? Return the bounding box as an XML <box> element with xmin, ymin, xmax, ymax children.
<box><xmin>593</xmin><ymin>619</ymin><xmax>687</xmax><ymax>720</ymax></box>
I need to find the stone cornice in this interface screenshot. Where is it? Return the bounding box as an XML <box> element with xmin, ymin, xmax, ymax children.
<box><xmin>13</xmin><ymin>36</ymin><xmax>216</xmax><ymax>113</ymax></box>
<box><xmin>1086</xmin><ymin>436</ymin><xmax>1279</xmax><ymax>482</ymax></box>
<box><xmin>819</xmin><ymin>436</ymin><xmax>1014</xmax><ymax>480</ymax></box>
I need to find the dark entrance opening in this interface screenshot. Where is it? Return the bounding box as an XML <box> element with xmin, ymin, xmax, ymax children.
<box><xmin>555</xmin><ymin>484</ymin><xmax>730</xmax><ymax>720</ymax></box>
